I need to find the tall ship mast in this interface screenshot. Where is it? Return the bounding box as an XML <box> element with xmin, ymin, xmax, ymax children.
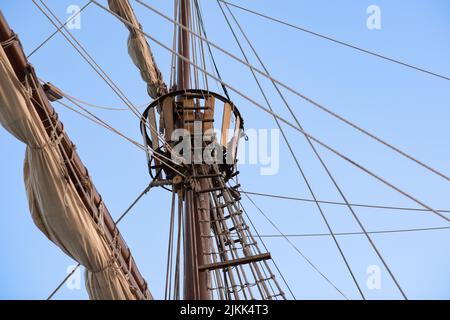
<box><xmin>140</xmin><ymin>0</ymin><xmax>284</xmax><ymax>299</ymax></box>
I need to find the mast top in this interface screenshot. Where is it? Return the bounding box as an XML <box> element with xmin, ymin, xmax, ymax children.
<box><xmin>177</xmin><ymin>0</ymin><xmax>191</xmax><ymax>91</ymax></box>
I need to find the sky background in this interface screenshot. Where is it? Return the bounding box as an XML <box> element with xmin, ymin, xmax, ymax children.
<box><xmin>0</xmin><ymin>0</ymin><xmax>449</xmax><ymax>300</ymax></box>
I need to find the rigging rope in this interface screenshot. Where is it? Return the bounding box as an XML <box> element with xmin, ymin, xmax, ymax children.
<box><xmin>193</xmin><ymin>0</ymin><xmax>209</xmax><ymax>91</ymax></box>
<box><xmin>57</xmin><ymin>90</ymin><xmax>149</xmax><ymax>111</ymax></box>
<box><xmin>57</xmin><ymin>100</ymin><xmax>145</xmax><ymax>148</ymax></box>
<box><xmin>240</xmin><ymin>207</ymin><xmax>296</xmax><ymax>299</ymax></box>
<box><xmin>217</xmin><ymin>0</ymin><xmax>365</xmax><ymax>300</ymax></box>
<box><xmin>218</xmin><ymin>0</ymin><xmax>450</xmax><ymax>82</ymax></box>
<box><xmin>56</xmin><ymin>97</ymin><xmax>186</xmax><ymax>177</ymax></box>
<box><xmin>27</xmin><ymin>0</ymin><xmax>93</xmax><ymax>58</ymax></box>
<box><xmin>233</xmin><ymin>190</ymin><xmax>296</xmax><ymax>299</ymax></box>
<box><xmin>132</xmin><ymin>0</ymin><xmax>450</xmax><ymax>183</ymax></box>
<box><xmin>93</xmin><ymin>1</ymin><xmax>449</xmax><ymax>225</ymax></box>
<box><xmin>164</xmin><ymin>189</ymin><xmax>176</xmax><ymax>300</ymax></box>
<box><xmin>221</xmin><ymin>2</ymin><xmax>412</xmax><ymax>300</ymax></box>
<box><xmin>257</xmin><ymin>226</ymin><xmax>450</xmax><ymax>238</ymax></box>
<box><xmin>169</xmin><ymin>0</ymin><xmax>179</xmax><ymax>88</ymax></box>
<box><xmin>33</xmin><ymin>0</ymin><xmax>177</xmax><ymax>160</ymax></box>
<box><xmin>244</xmin><ymin>186</ymin><xmax>411</xmax><ymax>300</ymax></box>
<box><xmin>27</xmin><ymin>61</ymin><xmax>151</xmax><ymax>299</ymax></box>
<box><xmin>241</xmin><ymin>191</ymin><xmax>450</xmax><ymax>214</ymax></box>
<box><xmin>241</xmin><ymin>193</ymin><xmax>349</xmax><ymax>300</ymax></box>
<box><xmin>193</xmin><ymin>0</ymin><xmax>230</xmax><ymax>99</ymax></box>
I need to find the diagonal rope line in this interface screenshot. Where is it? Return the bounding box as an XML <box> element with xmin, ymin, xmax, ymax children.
<box><xmin>55</xmin><ymin>98</ymin><xmax>186</xmax><ymax>177</ymax></box>
<box><xmin>193</xmin><ymin>0</ymin><xmax>230</xmax><ymax>100</ymax></box>
<box><xmin>94</xmin><ymin>0</ymin><xmax>449</xmax><ymax>224</ymax></box>
<box><xmin>33</xmin><ymin>0</ymin><xmax>142</xmax><ymax>119</ymax></box>
<box><xmin>56</xmin><ymin>89</ymin><xmax>149</xmax><ymax>111</ymax></box>
<box><xmin>133</xmin><ymin>0</ymin><xmax>450</xmax><ymax>182</ymax></box>
<box><xmin>257</xmin><ymin>226</ymin><xmax>450</xmax><ymax>238</ymax></box>
<box><xmin>169</xmin><ymin>0</ymin><xmax>178</xmax><ymax>87</ymax></box>
<box><xmin>219</xmin><ymin>0</ymin><xmax>450</xmax><ymax>81</ymax></box>
<box><xmin>47</xmin><ymin>182</ymin><xmax>154</xmax><ymax>300</ymax></box>
<box><xmin>217</xmin><ymin>0</ymin><xmax>365</xmax><ymax>300</ymax></box>
<box><xmin>33</xmin><ymin>0</ymin><xmax>140</xmax><ymax>116</ymax></box>
<box><xmin>235</xmin><ymin>193</ymin><xmax>296</xmax><ymax>299</ymax></box>
<box><xmin>242</xmin><ymin>193</ymin><xmax>349</xmax><ymax>300</ymax></box>
<box><xmin>193</xmin><ymin>6</ymin><xmax>282</xmax><ymax>297</ymax></box>
<box><xmin>28</xmin><ymin>0</ymin><xmax>93</xmax><ymax>58</ymax></box>
<box><xmin>222</xmin><ymin>1</ymin><xmax>408</xmax><ymax>300</ymax></box>
<box><xmin>32</xmin><ymin>0</ymin><xmax>177</xmax><ymax>161</ymax></box>
<box><xmin>57</xmin><ymin>100</ymin><xmax>146</xmax><ymax>148</ymax></box>
<box><xmin>241</xmin><ymin>191</ymin><xmax>450</xmax><ymax>214</ymax></box>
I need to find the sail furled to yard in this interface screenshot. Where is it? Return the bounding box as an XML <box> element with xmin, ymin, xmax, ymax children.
<box><xmin>108</xmin><ymin>0</ymin><xmax>167</xmax><ymax>98</ymax></box>
<box><xmin>0</xmin><ymin>45</ymin><xmax>142</xmax><ymax>300</ymax></box>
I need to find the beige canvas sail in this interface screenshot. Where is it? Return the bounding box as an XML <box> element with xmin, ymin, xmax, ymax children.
<box><xmin>108</xmin><ymin>0</ymin><xmax>167</xmax><ymax>99</ymax></box>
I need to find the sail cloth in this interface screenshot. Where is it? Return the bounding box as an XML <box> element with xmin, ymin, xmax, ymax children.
<box><xmin>108</xmin><ymin>0</ymin><xmax>167</xmax><ymax>99</ymax></box>
<box><xmin>0</xmin><ymin>46</ymin><xmax>140</xmax><ymax>300</ymax></box>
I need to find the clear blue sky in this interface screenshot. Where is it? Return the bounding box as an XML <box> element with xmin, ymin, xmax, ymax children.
<box><xmin>1</xmin><ymin>0</ymin><xmax>449</xmax><ymax>300</ymax></box>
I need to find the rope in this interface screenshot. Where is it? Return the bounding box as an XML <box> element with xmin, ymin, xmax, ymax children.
<box><xmin>222</xmin><ymin>2</ymin><xmax>411</xmax><ymax>300</ymax></box>
<box><xmin>58</xmin><ymin>97</ymin><xmax>181</xmax><ymax>173</ymax></box>
<box><xmin>193</xmin><ymin>0</ymin><xmax>230</xmax><ymax>99</ymax></box>
<box><xmin>217</xmin><ymin>0</ymin><xmax>365</xmax><ymax>299</ymax></box>
<box><xmin>257</xmin><ymin>226</ymin><xmax>450</xmax><ymax>238</ymax></box>
<box><xmin>56</xmin><ymin>100</ymin><xmax>145</xmax><ymax>149</ymax></box>
<box><xmin>55</xmin><ymin>98</ymin><xmax>186</xmax><ymax>177</ymax></box>
<box><xmin>242</xmin><ymin>191</ymin><xmax>450</xmax><ymax>214</ymax></box>
<box><xmin>132</xmin><ymin>0</ymin><xmax>450</xmax><ymax>182</ymax></box>
<box><xmin>28</xmin><ymin>0</ymin><xmax>93</xmax><ymax>58</ymax></box>
<box><xmin>242</xmin><ymin>193</ymin><xmax>349</xmax><ymax>300</ymax></box>
<box><xmin>47</xmin><ymin>265</ymin><xmax>79</xmax><ymax>300</ymax></box>
<box><xmin>193</xmin><ymin>0</ymin><xmax>209</xmax><ymax>91</ymax></box>
<box><xmin>218</xmin><ymin>0</ymin><xmax>450</xmax><ymax>82</ymax></box>
<box><xmin>59</xmin><ymin>91</ymin><xmax>149</xmax><ymax>111</ymax></box>
<box><xmin>33</xmin><ymin>0</ymin><xmax>177</xmax><ymax>159</ymax></box>
<box><xmin>213</xmin><ymin>174</ymin><xmax>285</xmax><ymax>300</ymax></box>
<box><xmin>169</xmin><ymin>0</ymin><xmax>179</xmax><ymax>88</ymax></box>
<box><xmin>240</xmin><ymin>204</ymin><xmax>296</xmax><ymax>299</ymax></box>
<box><xmin>0</xmin><ymin>33</ymin><xmax>17</xmax><ymax>48</ymax></box>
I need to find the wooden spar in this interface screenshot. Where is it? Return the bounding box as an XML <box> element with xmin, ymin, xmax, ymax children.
<box><xmin>0</xmin><ymin>11</ymin><xmax>151</xmax><ymax>300</ymax></box>
<box><xmin>177</xmin><ymin>0</ymin><xmax>191</xmax><ymax>91</ymax></box>
<box><xmin>176</xmin><ymin>0</ymin><xmax>211</xmax><ymax>300</ymax></box>
<box><xmin>199</xmin><ymin>253</ymin><xmax>272</xmax><ymax>272</ymax></box>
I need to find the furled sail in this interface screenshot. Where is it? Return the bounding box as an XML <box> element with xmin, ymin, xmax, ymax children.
<box><xmin>108</xmin><ymin>0</ymin><xmax>167</xmax><ymax>98</ymax></box>
<box><xmin>0</xmin><ymin>45</ymin><xmax>145</xmax><ymax>300</ymax></box>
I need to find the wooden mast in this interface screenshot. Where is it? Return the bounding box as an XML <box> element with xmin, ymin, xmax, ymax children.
<box><xmin>177</xmin><ymin>0</ymin><xmax>190</xmax><ymax>92</ymax></box>
<box><xmin>177</xmin><ymin>0</ymin><xmax>211</xmax><ymax>300</ymax></box>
